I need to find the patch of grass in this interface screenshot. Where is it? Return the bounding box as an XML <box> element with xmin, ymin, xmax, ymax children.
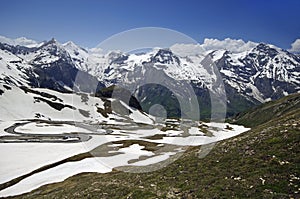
<box><xmin>198</xmin><ymin>125</ymin><xmax>213</xmax><ymax>136</ymax></box>
<box><xmin>143</xmin><ymin>134</ymin><xmax>166</xmax><ymax>140</ymax></box>
<box><xmin>233</xmin><ymin>92</ymin><xmax>300</xmax><ymax>127</ymax></box>
<box><xmin>112</xmin><ymin>140</ymin><xmax>162</xmax><ymax>152</ymax></box>
<box><xmin>266</xmin><ymin>137</ymin><xmax>281</xmax><ymax>144</ymax></box>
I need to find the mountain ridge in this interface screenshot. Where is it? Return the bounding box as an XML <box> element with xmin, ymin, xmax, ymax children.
<box><xmin>0</xmin><ymin>36</ymin><xmax>299</xmax><ymax>118</ymax></box>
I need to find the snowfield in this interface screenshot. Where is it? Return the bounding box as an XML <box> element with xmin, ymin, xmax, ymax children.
<box><xmin>14</xmin><ymin>122</ymin><xmax>91</xmax><ymax>134</ymax></box>
<box><xmin>0</xmin><ymin>117</ymin><xmax>249</xmax><ymax>197</ymax></box>
<box><xmin>0</xmin><ymin>84</ymin><xmax>250</xmax><ymax>197</ymax></box>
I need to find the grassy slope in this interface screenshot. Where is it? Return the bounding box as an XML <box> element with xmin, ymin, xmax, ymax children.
<box><xmin>10</xmin><ymin>94</ymin><xmax>300</xmax><ymax>199</ymax></box>
<box><xmin>233</xmin><ymin>92</ymin><xmax>300</xmax><ymax>127</ymax></box>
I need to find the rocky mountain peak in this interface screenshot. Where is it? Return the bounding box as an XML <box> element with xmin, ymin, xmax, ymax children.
<box><xmin>151</xmin><ymin>49</ymin><xmax>180</xmax><ymax>65</ymax></box>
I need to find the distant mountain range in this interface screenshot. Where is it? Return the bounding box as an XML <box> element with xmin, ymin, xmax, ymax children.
<box><xmin>0</xmin><ymin>36</ymin><xmax>299</xmax><ymax>118</ymax></box>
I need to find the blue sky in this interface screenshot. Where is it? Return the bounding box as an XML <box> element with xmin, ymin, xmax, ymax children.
<box><xmin>0</xmin><ymin>0</ymin><xmax>299</xmax><ymax>49</ymax></box>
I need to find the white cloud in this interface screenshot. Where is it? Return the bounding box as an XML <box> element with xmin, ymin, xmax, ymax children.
<box><xmin>201</xmin><ymin>38</ymin><xmax>257</xmax><ymax>53</ymax></box>
<box><xmin>288</xmin><ymin>39</ymin><xmax>300</xmax><ymax>53</ymax></box>
<box><xmin>170</xmin><ymin>38</ymin><xmax>258</xmax><ymax>56</ymax></box>
<box><xmin>170</xmin><ymin>43</ymin><xmax>206</xmax><ymax>56</ymax></box>
<box><xmin>0</xmin><ymin>35</ymin><xmax>39</xmax><ymax>48</ymax></box>
<box><xmin>88</xmin><ymin>47</ymin><xmax>104</xmax><ymax>55</ymax></box>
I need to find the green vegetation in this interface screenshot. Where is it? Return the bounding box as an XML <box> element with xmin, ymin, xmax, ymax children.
<box><xmin>136</xmin><ymin>83</ymin><xmax>182</xmax><ymax>118</ymax></box>
<box><xmin>112</xmin><ymin>140</ymin><xmax>162</xmax><ymax>152</ymax></box>
<box><xmin>96</xmin><ymin>83</ymin><xmax>261</xmax><ymax>120</ymax></box>
<box><xmin>96</xmin><ymin>85</ymin><xmax>142</xmax><ymax>111</ymax></box>
<box><xmin>10</xmin><ymin>93</ymin><xmax>300</xmax><ymax>199</ymax></box>
<box><xmin>233</xmin><ymin>92</ymin><xmax>300</xmax><ymax>127</ymax></box>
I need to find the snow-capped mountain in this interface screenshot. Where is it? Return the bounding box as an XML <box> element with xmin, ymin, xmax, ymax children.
<box><xmin>0</xmin><ymin>36</ymin><xmax>299</xmax><ymax>117</ymax></box>
<box><xmin>0</xmin><ymin>39</ymin><xmax>104</xmax><ymax>93</ymax></box>
<box><xmin>211</xmin><ymin>43</ymin><xmax>300</xmax><ymax>102</ymax></box>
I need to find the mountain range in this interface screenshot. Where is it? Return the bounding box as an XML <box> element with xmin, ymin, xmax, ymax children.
<box><xmin>0</xmin><ymin>36</ymin><xmax>299</xmax><ymax>118</ymax></box>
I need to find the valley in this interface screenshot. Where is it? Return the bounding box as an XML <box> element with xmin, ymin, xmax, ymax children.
<box><xmin>0</xmin><ymin>85</ymin><xmax>249</xmax><ymax>197</ymax></box>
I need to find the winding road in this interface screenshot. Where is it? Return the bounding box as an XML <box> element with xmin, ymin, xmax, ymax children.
<box><xmin>1</xmin><ymin>120</ymin><xmax>91</xmax><ymax>143</ymax></box>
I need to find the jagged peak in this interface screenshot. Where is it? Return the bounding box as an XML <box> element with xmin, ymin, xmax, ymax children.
<box><xmin>253</xmin><ymin>42</ymin><xmax>284</xmax><ymax>52</ymax></box>
<box><xmin>38</xmin><ymin>38</ymin><xmax>65</xmax><ymax>50</ymax></box>
<box><xmin>151</xmin><ymin>48</ymin><xmax>181</xmax><ymax>64</ymax></box>
<box><xmin>48</xmin><ymin>38</ymin><xmax>59</xmax><ymax>44</ymax></box>
<box><xmin>153</xmin><ymin>48</ymin><xmax>175</xmax><ymax>58</ymax></box>
<box><xmin>63</xmin><ymin>41</ymin><xmax>89</xmax><ymax>54</ymax></box>
<box><xmin>63</xmin><ymin>41</ymin><xmax>76</xmax><ymax>46</ymax></box>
